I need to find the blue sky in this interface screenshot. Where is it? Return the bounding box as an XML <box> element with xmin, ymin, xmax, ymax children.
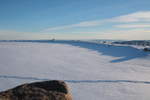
<box><xmin>0</xmin><ymin>0</ymin><xmax>150</xmax><ymax>40</ymax></box>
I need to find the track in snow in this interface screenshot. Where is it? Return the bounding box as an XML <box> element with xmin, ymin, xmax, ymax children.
<box><xmin>1</xmin><ymin>75</ymin><xmax>150</xmax><ymax>84</ymax></box>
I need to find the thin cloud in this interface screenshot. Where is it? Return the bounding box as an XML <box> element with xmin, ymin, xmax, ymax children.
<box><xmin>43</xmin><ymin>11</ymin><xmax>150</xmax><ymax>31</ymax></box>
<box><xmin>115</xmin><ymin>23</ymin><xmax>150</xmax><ymax>28</ymax></box>
<box><xmin>2</xmin><ymin>11</ymin><xmax>150</xmax><ymax>40</ymax></box>
<box><xmin>44</xmin><ymin>20</ymin><xmax>103</xmax><ymax>31</ymax></box>
<box><xmin>110</xmin><ymin>11</ymin><xmax>150</xmax><ymax>23</ymax></box>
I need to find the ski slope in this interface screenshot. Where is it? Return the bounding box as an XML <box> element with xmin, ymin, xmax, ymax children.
<box><xmin>0</xmin><ymin>41</ymin><xmax>150</xmax><ymax>100</ymax></box>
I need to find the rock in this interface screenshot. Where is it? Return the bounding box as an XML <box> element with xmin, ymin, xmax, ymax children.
<box><xmin>0</xmin><ymin>80</ymin><xmax>72</xmax><ymax>100</ymax></box>
<box><xmin>143</xmin><ymin>47</ymin><xmax>150</xmax><ymax>52</ymax></box>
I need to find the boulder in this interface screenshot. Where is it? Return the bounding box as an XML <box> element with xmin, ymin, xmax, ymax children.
<box><xmin>0</xmin><ymin>80</ymin><xmax>72</xmax><ymax>100</ymax></box>
<box><xmin>144</xmin><ymin>47</ymin><xmax>150</xmax><ymax>52</ymax></box>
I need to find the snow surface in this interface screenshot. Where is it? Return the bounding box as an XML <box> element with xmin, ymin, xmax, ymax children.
<box><xmin>0</xmin><ymin>41</ymin><xmax>150</xmax><ymax>100</ymax></box>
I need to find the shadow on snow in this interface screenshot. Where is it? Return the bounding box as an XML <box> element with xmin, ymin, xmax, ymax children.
<box><xmin>48</xmin><ymin>40</ymin><xmax>150</xmax><ymax>63</ymax></box>
<box><xmin>1</xmin><ymin>40</ymin><xmax>149</xmax><ymax>63</ymax></box>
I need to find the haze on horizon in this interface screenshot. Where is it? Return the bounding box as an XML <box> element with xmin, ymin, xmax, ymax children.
<box><xmin>0</xmin><ymin>0</ymin><xmax>150</xmax><ymax>40</ymax></box>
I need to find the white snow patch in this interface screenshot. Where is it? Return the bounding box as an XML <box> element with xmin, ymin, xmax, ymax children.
<box><xmin>0</xmin><ymin>42</ymin><xmax>150</xmax><ymax>100</ymax></box>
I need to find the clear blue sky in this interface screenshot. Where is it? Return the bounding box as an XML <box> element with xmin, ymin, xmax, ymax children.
<box><xmin>0</xmin><ymin>0</ymin><xmax>150</xmax><ymax>40</ymax></box>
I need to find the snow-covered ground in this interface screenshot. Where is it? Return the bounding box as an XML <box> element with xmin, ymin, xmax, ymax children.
<box><xmin>0</xmin><ymin>41</ymin><xmax>150</xmax><ymax>100</ymax></box>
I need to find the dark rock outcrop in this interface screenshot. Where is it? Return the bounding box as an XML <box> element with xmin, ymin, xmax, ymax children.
<box><xmin>144</xmin><ymin>48</ymin><xmax>150</xmax><ymax>52</ymax></box>
<box><xmin>0</xmin><ymin>80</ymin><xmax>72</xmax><ymax>100</ymax></box>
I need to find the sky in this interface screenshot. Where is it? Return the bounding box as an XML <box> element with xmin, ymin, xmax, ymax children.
<box><xmin>0</xmin><ymin>0</ymin><xmax>150</xmax><ymax>40</ymax></box>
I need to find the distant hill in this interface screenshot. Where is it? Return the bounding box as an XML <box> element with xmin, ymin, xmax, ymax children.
<box><xmin>113</xmin><ymin>40</ymin><xmax>150</xmax><ymax>46</ymax></box>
